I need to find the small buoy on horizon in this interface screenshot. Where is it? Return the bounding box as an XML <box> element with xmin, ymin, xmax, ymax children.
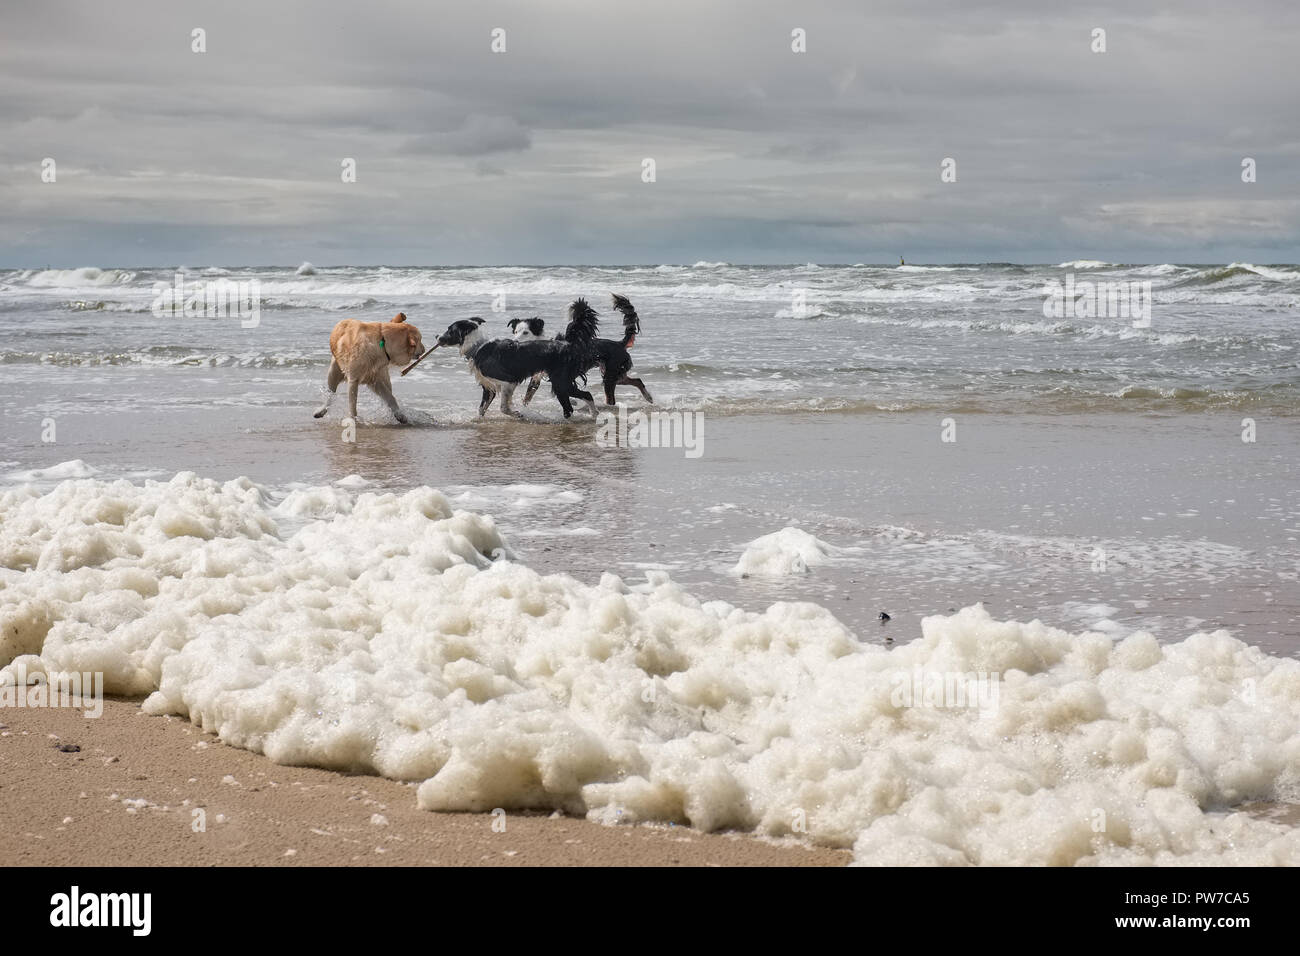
<box><xmin>878</xmin><ymin>611</ymin><xmax>891</xmax><ymax>622</ymax></box>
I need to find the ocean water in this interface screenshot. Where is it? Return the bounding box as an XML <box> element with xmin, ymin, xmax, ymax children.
<box><xmin>2</xmin><ymin>262</ymin><xmax>1298</xmax><ymax>864</ymax></box>
<box><xmin>3</xmin><ymin>262</ymin><xmax>1298</xmax><ymax>416</ymax></box>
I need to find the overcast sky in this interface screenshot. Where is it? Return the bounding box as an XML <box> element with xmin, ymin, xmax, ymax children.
<box><xmin>2</xmin><ymin>0</ymin><xmax>1297</xmax><ymax>266</ymax></box>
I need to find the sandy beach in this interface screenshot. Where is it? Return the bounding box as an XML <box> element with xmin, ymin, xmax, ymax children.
<box><xmin>0</xmin><ymin>698</ymin><xmax>847</xmax><ymax>867</ymax></box>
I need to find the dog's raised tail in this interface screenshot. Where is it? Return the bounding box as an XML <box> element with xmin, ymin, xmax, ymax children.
<box><xmin>610</xmin><ymin>293</ymin><xmax>640</xmax><ymax>347</ymax></box>
<box><xmin>563</xmin><ymin>297</ymin><xmax>600</xmax><ymax>343</ymax></box>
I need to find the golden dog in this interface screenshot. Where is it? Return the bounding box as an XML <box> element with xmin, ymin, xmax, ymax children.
<box><xmin>313</xmin><ymin>313</ymin><xmax>423</xmax><ymax>424</ymax></box>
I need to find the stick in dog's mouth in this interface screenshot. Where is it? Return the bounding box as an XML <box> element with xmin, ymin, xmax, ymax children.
<box><xmin>401</xmin><ymin>344</ymin><xmax>439</xmax><ymax>376</ymax></box>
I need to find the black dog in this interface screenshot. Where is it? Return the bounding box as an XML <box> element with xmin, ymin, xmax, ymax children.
<box><xmin>436</xmin><ymin>300</ymin><xmax>601</xmax><ymax>418</ymax></box>
<box><xmin>517</xmin><ymin>294</ymin><xmax>654</xmax><ymax>406</ymax></box>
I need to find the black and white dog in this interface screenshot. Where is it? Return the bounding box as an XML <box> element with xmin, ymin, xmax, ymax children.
<box><xmin>506</xmin><ymin>316</ymin><xmax>547</xmax><ymax>340</ymax></box>
<box><xmin>435</xmin><ymin>299</ymin><xmax>601</xmax><ymax>418</ymax></box>
<box><xmin>514</xmin><ymin>294</ymin><xmax>654</xmax><ymax>406</ymax></box>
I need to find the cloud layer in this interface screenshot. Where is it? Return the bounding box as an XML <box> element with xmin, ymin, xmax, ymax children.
<box><xmin>2</xmin><ymin>0</ymin><xmax>1297</xmax><ymax>265</ymax></box>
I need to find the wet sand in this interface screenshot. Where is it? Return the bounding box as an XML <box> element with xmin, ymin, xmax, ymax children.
<box><xmin>6</xmin><ymin>391</ymin><xmax>1296</xmax><ymax>654</ymax></box>
<box><xmin>0</xmin><ymin>699</ymin><xmax>848</xmax><ymax>867</ymax></box>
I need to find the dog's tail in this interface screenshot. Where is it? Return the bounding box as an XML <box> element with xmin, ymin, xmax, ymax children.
<box><xmin>392</xmin><ymin>312</ymin><xmax>407</xmax><ymax>324</ymax></box>
<box><xmin>563</xmin><ymin>297</ymin><xmax>600</xmax><ymax>344</ymax></box>
<box><xmin>609</xmin><ymin>294</ymin><xmax>640</xmax><ymax>347</ymax></box>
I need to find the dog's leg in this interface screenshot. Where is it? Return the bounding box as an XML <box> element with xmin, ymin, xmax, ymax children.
<box><xmin>523</xmin><ymin>372</ymin><xmax>543</xmax><ymax>405</ymax></box>
<box><xmin>622</xmin><ymin>375</ymin><xmax>654</xmax><ymax>404</ymax></box>
<box><xmin>550</xmin><ymin>376</ymin><xmax>583</xmax><ymax>419</ymax></box>
<box><xmin>479</xmin><ymin>386</ymin><xmax>497</xmax><ymax>417</ymax></box>
<box><xmin>370</xmin><ymin>373</ymin><xmax>409</xmax><ymax>424</ymax></box>
<box><xmin>314</xmin><ymin>358</ymin><xmax>345</xmax><ymax>418</ymax></box>
<box><xmin>603</xmin><ymin>376</ymin><xmax>617</xmax><ymax>406</ymax></box>
<box><xmin>500</xmin><ymin>382</ymin><xmax>520</xmax><ymax>416</ymax></box>
<box><xmin>347</xmin><ymin>380</ymin><xmax>360</xmax><ymax>421</ymax></box>
<box><xmin>573</xmin><ymin>387</ymin><xmax>597</xmax><ymax>417</ymax></box>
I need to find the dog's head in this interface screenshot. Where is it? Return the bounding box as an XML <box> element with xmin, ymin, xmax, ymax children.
<box><xmin>437</xmin><ymin>317</ymin><xmax>487</xmax><ymax>352</ymax></box>
<box><xmin>507</xmin><ymin>317</ymin><xmax>546</xmax><ymax>341</ymax></box>
<box><xmin>382</xmin><ymin>317</ymin><xmax>423</xmax><ymax>364</ymax></box>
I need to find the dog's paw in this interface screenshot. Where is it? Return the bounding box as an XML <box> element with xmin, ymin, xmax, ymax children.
<box><xmin>313</xmin><ymin>408</ymin><xmax>328</xmax><ymax>419</ymax></box>
<box><xmin>395</xmin><ymin>412</ymin><xmax>410</xmax><ymax>425</ymax></box>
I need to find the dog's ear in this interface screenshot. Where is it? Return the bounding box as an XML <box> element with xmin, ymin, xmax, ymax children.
<box><xmin>507</xmin><ymin>318</ymin><xmax>520</xmax><ymax>330</ymax></box>
<box><xmin>407</xmin><ymin>329</ymin><xmax>419</xmax><ymax>351</ymax></box>
<box><xmin>393</xmin><ymin>313</ymin><xmax>407</xmax><ymax>324</ymax></box>
<box><xmin>533</xmin><ymin>318</ymin><xmax>544</xmax><ymax>332</ymax></box>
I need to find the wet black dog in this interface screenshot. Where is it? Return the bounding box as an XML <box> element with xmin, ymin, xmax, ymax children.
<box><xmin>435</xmin><ymin>299</ymin><xmax>601</xmax><ymax>418</ymax></box>
<box><xmin>515</xmin><ymin>294</ymin><xmax>654</xmax><ymax>406</ymax></box>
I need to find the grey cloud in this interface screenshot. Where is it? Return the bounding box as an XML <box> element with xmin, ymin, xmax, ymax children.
<box><xmin>0</xmin><ymin>0</ymin><xmax>1297</xmax><ymax>265</ymax></box>
<box><xmin>401</xmin><ymin>115</ymin><xmax>532</xmax><ymax>156</ymax></box>
<box><xmin>764</xmin><ymin>139</ymin><xmax>849</xmax><ymax>162</ymax></box>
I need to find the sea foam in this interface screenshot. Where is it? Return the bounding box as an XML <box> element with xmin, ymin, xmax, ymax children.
<box><xmin>2</xmin><ymin>471</ymin><xmax>1298</xmax><ymax>865</ymax></box>
<box><xmin>734</xmin><ymin>527</ymin><xmax>838</xmax><ymax>576</ymax></box>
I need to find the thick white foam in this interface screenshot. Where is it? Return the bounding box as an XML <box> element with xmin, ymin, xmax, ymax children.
<box><xmin>734</xmin><ymin>527</ymin><xmax>838</xmax><ymax>576</ymax></box>
<box><xmin>2</xmin><ymin>471</ymin><xmax>1298</xmax><ymax>865</ymax></box>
